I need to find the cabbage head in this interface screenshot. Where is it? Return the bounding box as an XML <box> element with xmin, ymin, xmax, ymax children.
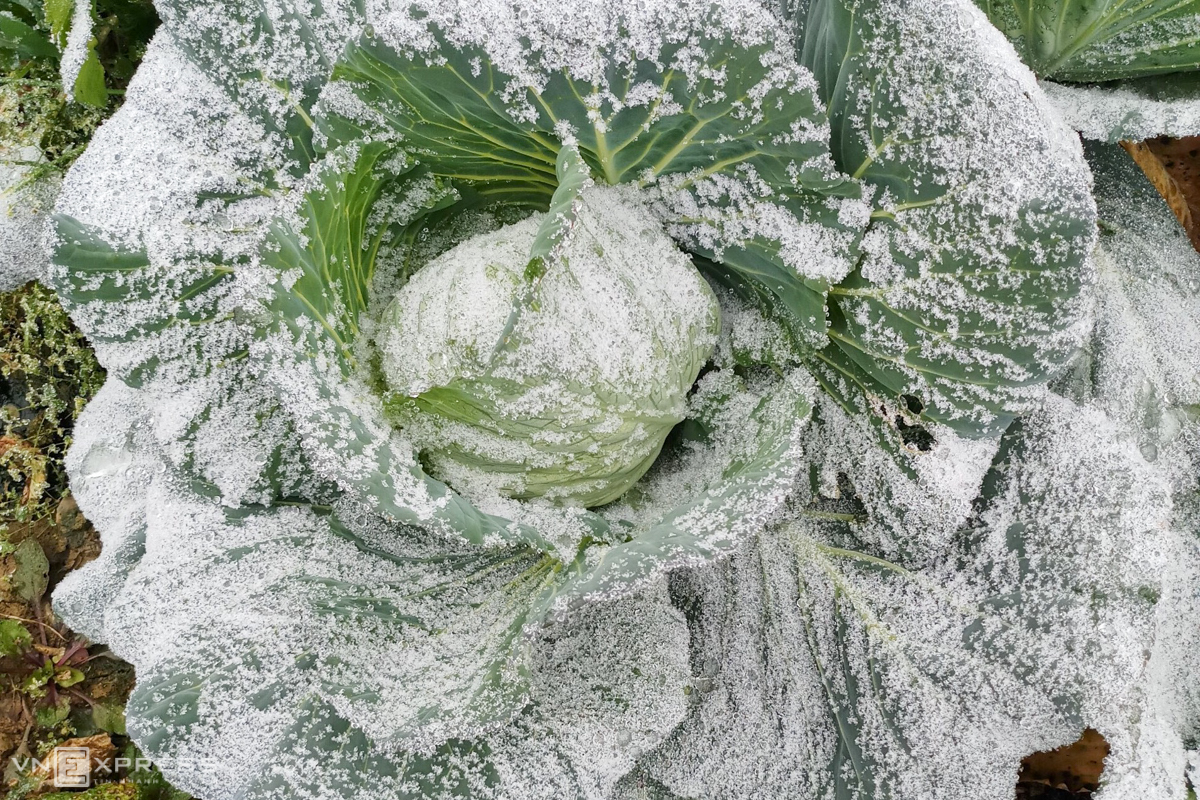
<box><xmin>379</xmin><ymin>184</ymin><xmax>720</xmax><ymax>507</ymax></box>
<box><xmin>41</xmin><ymin>0</ymin><xmax>1200</xmax><ymax>798</ymax></box>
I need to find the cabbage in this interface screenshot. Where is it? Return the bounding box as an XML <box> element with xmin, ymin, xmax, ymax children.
<box><xmin>39</xmin><ymin>0</ymin><xmax>1200</xmax><ymax>797</ymax></box>
<box><xmin>380</xmin><ymin>186</ymin><xmax>720</xmax><ymax>507</ymax></box>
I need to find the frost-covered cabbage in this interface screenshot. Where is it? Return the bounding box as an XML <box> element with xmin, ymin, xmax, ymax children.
<box><xmin>380</xmin><ymin>185</ymin><xmax>720</xmax><ymax>506</ymax></box>
<box><xmin>965</xmin><ymin>0</ymin><xmax>1200</xmax><ymax>141</ymax></box>
<box><xmin>40</xmin><ymin>0</ymin><xmax>1200</xmax><ymax>798</ymax></box>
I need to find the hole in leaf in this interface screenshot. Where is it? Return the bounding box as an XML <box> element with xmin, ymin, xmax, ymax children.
<box><xmin>894</xmin><ymin>416</ymin><xmax>935</xmax><ymax>452</ymax></box>
<box><xmin>417</xmin><ymin>451</ymin><xmax>448</xmax><ymax>487</ymax></box>
<box><xmin>1016</xmin><ymin>728</ymin><xmax>1109</xmax><ymax>799</ymax></box>
<box><xmin>901</xmin><ymin>393</ymin><xmax>924</xmax><ymax>415</ymax></box>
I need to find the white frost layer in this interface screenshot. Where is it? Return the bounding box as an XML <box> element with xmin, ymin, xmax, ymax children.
<box><xmin>1080</xmin><ymin>142</ymin><xmax>1200</xmax><ymax>800</ymax></box>
<box><xmin>362</xmin><ymin>0</ymin><xmax>865</xmax><ymax>295</ymax></box>
<box><xmin>1082</xmin><ymin>142</ymin><xmax>1200</xmax><ymax>538</ymax></box>
<box><xmin>804</xmin><ymin>393</ymin><xmax>999</xmax><ymax>564</ymax></box>
<box><xmin>60</xmin><ymin>0</ymin><xmax>94</xmax><ymax>101</ymax></box>
<box><xmin>1042</xmin><ymin>80</ymin><xmax>1200</xmax><ymax>143</ymax></box>
<box><xmin>52</xmin><ymin>380</ymin><xmax>160</xmax><ymax>645</ymax></box>
<box><xmin>61</xmin><ymin>466</ymin><xmax>691</xmax><ymax>799</ymax></box>
<box><xmin>0</xmin><ymin>145</ymin><xmax>59</xmax><ymax>290</ymax></box>
<box><xmin>644</xmin><ymin>395</ymin><xmax>1174</xmax><ymax>799</ymax></box>
<box><xmin>810</xmin><ymin>0</ymin><xmax>1095</xmax><ymax>434</ymax></box>
<box><xmin>369</xmin><ymin>0</ymin><xmax>785</xmax><ymax>94</ymax></box>
<box><xmin>51</xmin><ymin>35</ymin><xmax>326</xmax><ymax>506</ymax></box>
<box><xmin>54</xmin><ymin>34</ymin><xmax>274</xmax><ymax>250</ymax></box>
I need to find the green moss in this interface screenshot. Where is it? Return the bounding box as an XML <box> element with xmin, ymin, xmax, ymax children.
<box><xmin>0</xmin><ymin>59</ymin><xmax>107</xmax><ymax>185</ymax></box>
<box><xmin>0</xmin><ymin>0</ymin><xmax>158</xmax><ymax>191</ymax></box>
<box><xmin>0</xmin><ymin>282</ymin><xmax>104</xmax><ymax>522</ymax></box>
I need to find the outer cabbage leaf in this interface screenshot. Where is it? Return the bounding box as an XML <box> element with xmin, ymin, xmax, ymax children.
<box><xmin>1068</xmin><ymin>144</ymin><xmax>1200</xmax><ymax>792</ymax></box>
<box><xmin>1081</xmin><ymin>141</ymin><xmax>1200</xmax><ymax>461</ymax></box>
<box><xmin>50</xmin><ymin>381</ymin><xmax>157</xmax><ymax>644</ymax></box>
<box><xmin>802</xmin><ymin>0</ymin><xmax>1096</xmax><ymax>439</ymax></box>
<box><xmin>976</xmin><ymin>0</ymin><xmax>1200</xmax><ymax>81</ymax></box>
<box><xmin>224</xmin><ymin>585</ymin><xmax>693</xmax><ymax>800</ymax></box>
<box><xmin>153</xmin><ymin>0</ymin><xmax>362</xmax><ymax>178</ymax></box>
<box><xmin>632</xmin><ymin>395</ymin><xmax>1175</xmax><ymax>799</ymax></box>
<box><xmin>559</xmin><ymin>368</ymin><xmax>815</xmax><ymax>608</ymax></box>
<box><xmin>52</xmin><ymin>216</ymin><xmax>234</xmax><ymax>385</ymax></box>
<box><xmin>800</xmin><ymin>393</ymin><xmax>1001</xmax><ymax>566</ymax></box>
<box><xmin>774</xmin><ymin>0</ymin><xmax>1098</xmax><ymax>574</ymax></box>
<box><xmin>1042</xmin><ymin>74</ymin><xmax>1200</xmax><ymax>141</ymax></box>
<box><xmin>89</xmin><ymin>474</ymin><xmax>691</xmax><ymax>800</ymax></box>
<box><xmin>46</xmin><ymin>38</ymin><xmax>325</xmax><ymax>507</ymax></box>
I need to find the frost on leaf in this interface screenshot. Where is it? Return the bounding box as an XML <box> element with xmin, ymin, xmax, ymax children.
<box><xmin>93</xmin><ymin>479</ymin><xmax>689</xmax><ymax>799</ymax></box>
<box><xmin>975</xmin><ymin>0</ymin><xmax>1200</xmax><ymax>82</ymax></box>
<box><xmin>1069</xmin><ymin>143</ymin><xmax>1200</xmax><ymax>797</ymax></box>
<box><xmin>803</xmin><ymin>0</ymin><xmax>1096</xmax><ymax>438</ymax></box>
<box><xmin>50</xmin><ymin>380</ymin><xmax>158</xmax><ymax>643</ymax></box>
<box><xmin>1042</xmin><ymin>76</ymin><xmax>1200</xmax><ymax>143</ymax></box>
<box><xmin>1082</xmin><ymin>142</ymin><xmax>1200</xmax><ymax>464</ymax></box>
<box><xmin>328</xmin><ymin>0</ymin><xmax>867</xmax><ymax>350</ymax></box>
<box><xmin>0</xmin><ymin>145</ymin><xmax>60</xmax><ymax>290</ymax></box>
<box><xmin>802</xmin><ymin>393</ymin><xmax>999</xmax><ymax>566</ymax></box>
<box><xmin>59</xmin><ymin>0</ymin><xmax>96</xmax><ymax>101</ymax></box>
<box><xmin>636</xmin><ymin>396</ymin><xmax>1173</xmax><ymax>800</ymax></box>
<box><xmin>48</xmin><ymin>38</ymin><xmax>327</xmax><ymax>506</ymax></box>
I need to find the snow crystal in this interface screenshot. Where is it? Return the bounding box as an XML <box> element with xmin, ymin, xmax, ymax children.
<box><xmin>1043</xmin><ymin>79</ymin><xmax>1200</xmax><ymax>143</ymax></box>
